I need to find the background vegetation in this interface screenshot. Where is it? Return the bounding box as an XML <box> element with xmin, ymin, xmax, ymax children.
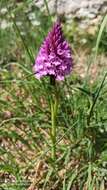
<box><xmin>0</xmin><ymin>0</ymin><xmax>107</xmax><ymax>189</ymax></box>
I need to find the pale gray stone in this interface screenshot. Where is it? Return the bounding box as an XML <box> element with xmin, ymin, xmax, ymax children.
<box><xmin>34</xmin><ymin>0</ymin><xmax>107</xmax><ymax>27</ymax></box>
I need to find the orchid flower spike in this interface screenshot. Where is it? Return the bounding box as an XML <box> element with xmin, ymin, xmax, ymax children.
<box><xmin>33</xmin><ymin>21</ymin><xmax>73</xmax><ymax>81</ymax></box>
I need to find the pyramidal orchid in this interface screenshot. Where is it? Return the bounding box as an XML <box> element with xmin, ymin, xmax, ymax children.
<box><xmin>33</xmin><ymin>21</ymin><xmax>72</xmax><ymax>81</ymax></box>
<box><xmin>33</xmin><ymin>21</ymin><xmax>73</xmax><ymax>161</ymax></box>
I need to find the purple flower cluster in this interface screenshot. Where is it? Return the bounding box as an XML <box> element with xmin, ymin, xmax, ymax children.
<box><xmin>33</xmin><ymin>21</ymin><xmax>72</xmax><ymax>81</ymax></box>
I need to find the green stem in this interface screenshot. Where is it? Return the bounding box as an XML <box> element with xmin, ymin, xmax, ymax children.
<box><xmin>87</xmin><ymin>72</ymin><xmax>107</xmax><ymax>125</ymax></box>
<box><xmin>51</xmin><ymin>86</ymin><xmax>59</xmax><ymax>161</ymax></box>
<box><xmin>44</xmin><ymin>0</ymin><xmax>52</xmax><ymax>19</ymax></box>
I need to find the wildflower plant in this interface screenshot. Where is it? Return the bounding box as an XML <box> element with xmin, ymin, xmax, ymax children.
<box><xmin>1</xmin><ymin>1</ymin><xmax>107</xmax><ymax>188</ymax></box>
<box><xmin>33</xmin><ymin>21</ymin><xmax>72</xmax><ymax>160</ymax></box>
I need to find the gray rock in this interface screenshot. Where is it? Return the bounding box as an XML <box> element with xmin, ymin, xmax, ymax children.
<box><xmin>34</xmin><ymin>0</ymin><xmax>107</xmax><ymax>27</ymax></box>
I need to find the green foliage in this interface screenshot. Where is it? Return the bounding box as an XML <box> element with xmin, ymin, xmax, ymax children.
<box><xmin>95</xmin><ymin>15</ymin><xmax>107</xmax><ymax>54</ymax></box>
<box><xmin>0</xmin><ymin>1</ymin><xmax>107</xmax><ymax>189</ymax></box>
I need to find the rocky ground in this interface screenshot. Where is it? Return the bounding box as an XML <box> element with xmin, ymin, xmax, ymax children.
<box><xmin>35</xmin><ymin>0</ymin><xmax>107</xmax><ymax>29</ymax></box>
